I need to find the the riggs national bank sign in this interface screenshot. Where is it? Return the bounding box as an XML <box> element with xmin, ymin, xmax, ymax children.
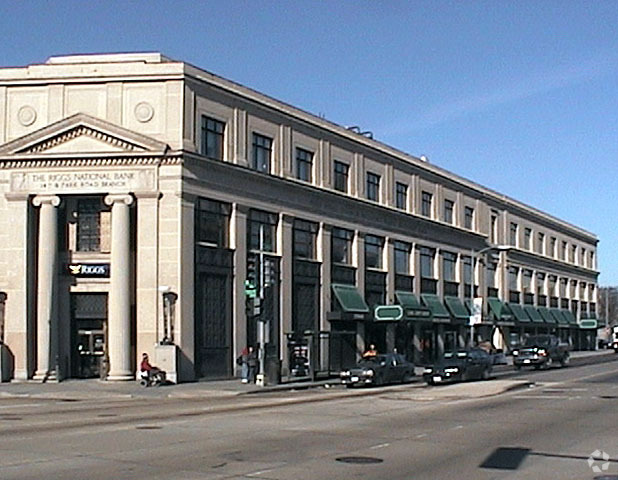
<box><xmin>10</xmin><ymin>168</ymin><xmax>157</xmax><ymax>194</ymax></box>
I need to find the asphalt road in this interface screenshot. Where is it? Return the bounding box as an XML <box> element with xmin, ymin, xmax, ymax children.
<box><xmin>1</xmin><ymin>358</ymin><xmax>618</xmax><ymax>480</ymax></box>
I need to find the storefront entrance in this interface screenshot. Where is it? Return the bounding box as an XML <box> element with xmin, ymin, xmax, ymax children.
<box><xmin>71</xmin><ymin>293</ymin><xmax>108</xmax><ymax>378</ymax></box>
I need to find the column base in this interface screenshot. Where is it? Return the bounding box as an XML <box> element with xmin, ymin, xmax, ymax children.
<box><xmin>106</xmin><ymin>373</ymin><xmax>134</xmax><ymax>382</ymax></box>
<box><xmin>32</xmin><ymin>370</ymin><xmax>58</xmax><ymax>382</ymax></box>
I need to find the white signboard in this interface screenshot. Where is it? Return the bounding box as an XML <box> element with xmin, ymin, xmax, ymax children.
<box><xmin>469</xmin><ymin>297</ymin><xmax>483</xmax><ymax>326</ymax></box>
<box><xmin>10</xmin><ymin>168</ymin><xmax>156</xmax><ymax>194</ymax></box>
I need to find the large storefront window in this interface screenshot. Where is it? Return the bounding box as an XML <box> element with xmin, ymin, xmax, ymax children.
<box><xmin>248</xmin><ymin>209</ymin><xmax>277</xmax><ymax>252</ymax></box>
<box><xmin>77</xmin><ymin>198</ymin><xmax>102</xmax><ymax>252</ymax></box>
<box><xmin>196</xmin><ymin>198</ymin><xmax>230</xmax><ymax>247</ymax></box>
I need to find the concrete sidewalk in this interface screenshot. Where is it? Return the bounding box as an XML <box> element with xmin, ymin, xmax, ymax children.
<box><xmin>0</xmin><ymin>348</ymin><xmax>613</xmax><ymax>402</ymax></box>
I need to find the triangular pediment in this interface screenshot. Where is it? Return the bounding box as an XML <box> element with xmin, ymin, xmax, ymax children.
<box><xmin>0</xmin><ymin>113</ymin><xmax>169</xmax><ymax>156</ymax></box>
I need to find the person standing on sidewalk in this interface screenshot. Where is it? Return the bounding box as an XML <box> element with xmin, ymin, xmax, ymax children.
<box><xmin>247</xmin><ymin>346</ymin><xmax>258</xmax><ymax>384</ymax></box>
<box><xmin>238</xmin><ymin>346</ymin><xmax>258</xmax><ymax>384</ymax></box>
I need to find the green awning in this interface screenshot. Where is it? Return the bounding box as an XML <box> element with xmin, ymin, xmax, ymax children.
<box><xmin>487</xmin><ymin>298</ymin><xmax>515</xmax><ymax>323</ymax></box>
<box><xmin>550</xmin><ymin>308</ymin><xmax>569</xmax><ymax>327</ymax></box>
<box><xmin>538</xmin><ymin>307</ymin><xmax>556</xmax><ymax>324</ymax></box>
<box><xmin>395</xmin><ymin>291</ymin><xmax>432</xmax><ymax>321</ymax></box>
<box><xmin>507</xmin><ymin>303</ymin><xmax>531</xmax><ymax>323</ymax></box>
<box><xmin>421</xmin><ymin>294</ymin><xmax>450</xmax><ymax>319</ymax></box>
<box><xmin>444</xmin><ymin>296</ymin><xmax>470</xmax><ymax>320</ymax></box>
<box><xmin>523</xmin><ymin>305</ymin><xmax>544</xmax><ymax>323</ymax></box>
<box><xmin>562</xmin><ymin>310</ymin><xmax>578</xmax><ymax>326</ymax></box>
<box><xmin>331</xmin><ymin>284</ymin><xmax>369</xmax><ymax>313</ymax></box>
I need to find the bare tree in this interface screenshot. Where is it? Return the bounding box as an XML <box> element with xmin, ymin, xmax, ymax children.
<box><xmin>597</xmin><ymin>286</ymin><xmax>618</xmax><ymax>327</ymax></box>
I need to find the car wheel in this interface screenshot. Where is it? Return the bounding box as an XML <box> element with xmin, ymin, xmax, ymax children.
<box><xmin>481</xmin><ymin>367</ymin><xmax>491</xmax><ymax>380</ymax></box>
<box><xmin>560</xmin><ymin>353</ymin><xmax>570</xmax><ymax>367</ymax></box>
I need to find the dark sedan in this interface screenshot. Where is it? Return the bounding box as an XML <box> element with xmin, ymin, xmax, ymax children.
<box><xmin>423</xmin><ymin>348</ymin><xmax>493</xmax><ymax>385</ymax></box>
<box><xmin>340</xmin><ymin>353</ymin><xmax>415</xmax><ymax>387</ymax></box>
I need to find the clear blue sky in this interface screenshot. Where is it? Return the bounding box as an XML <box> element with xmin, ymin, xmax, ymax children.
<box><xmin>2</xmin><ymin>1</ymin><xmax>617</xmax><ymax>283</ymax></box>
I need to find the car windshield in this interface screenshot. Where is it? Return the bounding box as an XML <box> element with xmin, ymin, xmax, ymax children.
<box><xmin>524</xmin><ymin>336</ymin><xmax>551</xmax><ymax>347</ymax></box>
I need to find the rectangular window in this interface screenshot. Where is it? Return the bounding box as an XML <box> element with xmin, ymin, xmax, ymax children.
<box><xmin>420</xmin><ymin>247</ymin><xmax>435</xmax><ymax>278</ymax></box>
<box><xmin>522</xmin><ymin>269</ymin><xmax>533</xmax><ymax>292</ymax></box>
<box><xmin>509</xmin><ymin>222</ymin><xmax>518</xmax><ymax>246</ymax></box>
<box><xmin>570</xmin><ymin>244</ymin><xmax>577</xmax><ymax>263</ymax></box>
<box><xmin>444</xmin><ymin>199</ymin><xmax>454</xmax><ymax>224</ymax></box>
<box><xmin>508</xmin><ymin>266</ymin><xmax>519</xmax><ymax>292</ymax></box>
<box><xmin>524</xmin><ymin>228</ymin><xmax>531</xmax><ymax>250</ymax></box>
<box><xmin>486</xmin><ymin>262</ymin><xmax>497</xmax><ymax>289</ymax></box>
<box><xmin>333</xmin><ymin>160</ymin><xmax>349</xmax><ymax>193</ymax></box>
<box><xmin>560</xmin><ymin>278</ymin><xmax>568</xmax><ymax>297</ymax></box>
<box><xmin>590</xmin><ymin>251</ymin><xmax>595</xmax><ymax>269</ymax></box>
<box><xmin>442</xmin><ymin>252</ymin><xmax>457</xmax><ymax>282</ymax></box>
<box><xmin>200</xmin><ymin>116</ymin><xmax>225</xmax><ymax>160</ymax></box>
<box><xmin>252</xmin><ymin>133</ymin><xmax>272</xmax><ymax>173</ymax></box>
<box><xmin>196</xmin><ymin>198</ymin><xmax>231</xmax><ymax>248</ymax></box>
<box><xmin>248</xmin><ymin>209</ymin><xmax>277</xmax><ymax>252</ymax></box>
<box><xmin>580</xmin><ymin>248</ymin><xmax>586</xmax><ymax>267</ymax></box>
<box><xmin>366</xmin><ymin>172</ymin><xmax>381</xmax><ymax>201</ymax></box>
<box><xmin>364</xmin><ymin>234</ymin><xmax>384</xmax><ymax>269</ymax></box>
<box><xmin>395</xmin><ymin>182</ymin><xmax>408</xmax><ymax>210</ymax></box>
<box><xmin>490</xmin><ymin>211</ymin><xmax>498</xmax><ymax>243</ymax></box>
<box><xmin>77</xmin><ymin>198</ymin><xmax>102</xmax><ymax>252</ymax></box>
<box><xmin>332</xmin><ymin>227</ymin><xmax>353</xmax><ymax>265</ymax></box>
<box><xmin>293</xmin><ymin>219</ymin><xmax>318</xmax><ymax>259</ymax></box>
<box><xmin>561</xmin><ymin>241</ymin><xmax>567</xmax><ymax>260</ymax></box>
<box><xmin>394</xmin><ymin>241</ymin><xmax>411</xmax><ymax>275</ymax></box>
<box><xmin>548</xmin><ymin>275</ymin><xmax>557</xmax><ymax>297</ymax></box>
<box><xmin>464</xmin><ymin>206</ymin><xmax>474</xmax><ymax>229</ymax></box>
<box><xmin>550</xmin><ymin>237</ymin><xmax>557</xmax><ymax>257</ymax></box>
<box><xmin>296</xmin><ymin>147</ymin><xmax>313</xmax><ymax>182</ymax></box>
<box><xmin>537</xmin><ymin>232</ymin><xmax>545</xmax><ymax>254</ymax></box>
<box><xmin>421</xmin><ymin>191</ymin><xmax>433</xmax><ymax>217</ymax></box>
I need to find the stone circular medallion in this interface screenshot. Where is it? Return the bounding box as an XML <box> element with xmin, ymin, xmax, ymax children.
<box><xmin>17</xmin><ymin>105</ymin><xmax>37</xmax><ymax>126</ymax></box>
<box><xmin>134</xmin><ymin>102</ymin><xmax>154</xmax><ymax>123</ymax></box>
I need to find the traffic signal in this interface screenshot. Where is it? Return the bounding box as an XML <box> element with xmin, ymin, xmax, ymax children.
<box><xmin>263</xmin><ymin>258</ymin><xmax>273</xmax><ymax>287</ymax></box>
<box><xmin>247</xmin><ymin>253</ymin><xmax>258</xmax><ymax>290</ymax></box>
<box><xmin>245</xmin><ymin>296</ymin><xmax>262</xmax><ymax>317</ymax></box>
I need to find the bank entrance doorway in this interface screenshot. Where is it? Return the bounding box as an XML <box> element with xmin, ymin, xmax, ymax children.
<box><xmin>71</xmin><ymin>293</ymin><xmax>108</xmax><ymax>378</ymax></box>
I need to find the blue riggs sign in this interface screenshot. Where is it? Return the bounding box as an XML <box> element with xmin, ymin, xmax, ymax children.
<box><xmin>68</xmin><ymin>264</ymin><xmax>110</xmax><ymax>278</ymax></box>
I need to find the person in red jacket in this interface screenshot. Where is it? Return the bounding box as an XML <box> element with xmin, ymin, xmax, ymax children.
<box><xmin>140</xmin><ymin>353</ymin><xmax>161</xmax><ymax>379</ymax></box>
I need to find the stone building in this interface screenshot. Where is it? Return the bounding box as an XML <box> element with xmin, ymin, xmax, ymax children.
<box><xmin>0</xmin><ymin>53</ymin><xmax>599</xmax><ymax>383</ymax></box>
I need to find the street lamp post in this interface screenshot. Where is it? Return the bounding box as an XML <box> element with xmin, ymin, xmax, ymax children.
<box><xmin>469</xmin><ymin>245</ymin><xmax>512</xmax><ymax>347</ymax></box>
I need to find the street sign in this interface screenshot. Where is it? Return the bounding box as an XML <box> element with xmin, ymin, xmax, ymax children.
<box><xmin>374</xmin><ymin>305</ymin><xmax>404</xmax><ymax>322</ymax></box>
<box><xmin>469</xmin><ymin>297</ymin><xmax>483</xmax><ymax>326</ymax></box>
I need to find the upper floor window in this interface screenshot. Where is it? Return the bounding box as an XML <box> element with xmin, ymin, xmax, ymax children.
<box><xmin>486</xmin><ymin>262</ymin><xmax>497</xmax><ymax>289</ymax></box>
<box><xmin>548</xmin><ymin>275</ymin><xmax>557</xmax><ymax>296</ymax></box>
<box><xmin>366</xmin><ymin>172</ymin><xmax>381</xmax><ymax>202</ymax></box>
<box><xmin>332</xmin><ymin>227</ymin><xmax>353</xmax><ymax>265</ymax></box>
<box><xmin>395</xmin><ymin>182</ymin><xmax>408</xmax><ymax>210</ymax></box>
<box><xmin>508</xmin><ymin>266</ymin><xmax>519</xmax><ymax>291</ymax></box>
<box><xmin>248</xmin><ymin>209</ymin><xmax>277</xmax><ymax>252</ymax></box>
<box><xmin>463</xmin><ymin>255</ymin><xmax>473</xmax><ymax>286</ymax></box>
<box><xmin>560</xmin><ymin>278</ymin><xmax>568</xmax><ymax>297</ymax></box>
<box><xmin>490</xmin><ymin>211</ymin><xmax>498</xmax><ymax>243</ymax></box>
<box><xmin>524</xmin><ymin>228</ymin><xmax>532</xmax><ymax>250</ymax></box>
<box><xmin>590</xmin><ymin>250</ymin><xmax>595</xmax><ymax>269</ymax></box>
<box><xmin>421</xmin><ymin>191</ymin><xmax>433</xmax><ymax>217</ymax></box>
<box><xmin>77</xmin><ymin>198</ymin><xmax>102</xmax><ymax>252</ymax></box>
<box><xmin>196</xmin><ymin>198</ymin><xmax>231</xmax><ymax>248</ymax></box>
<box><xmin>580</xmin><ymin>248</ymin><xmax>586</xmax><ymax>267</ymax></box>
<box><xmin>549</xmin><ymin>236</ymin><xmax>557</xmax><ymax>257</ymax></box>
<box><xmin>293</xmin><ymin>219</ymin><xmax>318</xmax><ymax>259</ymax></box>
<box><xmin>444</xmin><ymin>199</ymin><xmax>454</xmax><ymax>224</ymax></box>
<box><xmin>394</xmin><ymin>241</ymin><xmax>411</xmax><ymax>275</ymax></box>
<box><xmin>420</xmin><ymin>247</ymin><xmax>435</xmax><ymax>278</ymax></box>
<box><xmin>537</xmin><ymin>232</ymin><xmax>545</xmax><ymax>254</ymax></box>
<box><xmin>464</xmin><ymin>206</ymin><xmax>474</xmax><ymax>229</ymax></box>
<box><xmin>333</xmin><ymin>160</ymin><xmax>349</xmax><ymax>193</ymax></box>
<box><xmin>561</xmin><ymin>241</ymin><xmax>567</xmax><ymax>260</ymax></box>
<box><xmin>296</xmin><ymin>148</ymin><xmax>313</xmax><ymax>182</ymax></box>
<box><xmin>442</xmin><ymin>251</ymin><xmax>457</xmax><ymax>282</ymax></box>
<box><xmin>364</xmin><ymin>235</ymin><xmax>384</xmax><ymax>269</ymax></box>
<box><xmin>200</xmin><ymin>116</ymin><xmax>225</xmax><ymax>160</ymax></box>
<box><xmin>252</xmin><ymin>133</ymin><xmax>272</xmax><ymax>173</ymax></box>
<box><xmin>570</xmin><ymin>244</ymin><xmax>577</xmax><ymax>263</ymax></box>
<box><xmin>509</xmin><ymin>222</ymin><xmax>518</xmax><ymax>246</ymax></box>
<box><xmin>522</xmin><ymin>269</ymin><xmax>533</xmax><ymax>292</ymax></box>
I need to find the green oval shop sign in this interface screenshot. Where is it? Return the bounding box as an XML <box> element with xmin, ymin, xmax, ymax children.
<box><xmin>374</xmin><ymin>305</ymin><xmax>404</xmax><ymax>322</ymax></box>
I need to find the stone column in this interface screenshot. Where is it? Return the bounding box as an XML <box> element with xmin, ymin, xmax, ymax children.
<box><xmin>32</xmin><ymin>195</ymin><xmax>60</xmax><ymax>381</ymax></box>
<box><xmin>104</xmin><ymin>194</ymin><xmax>134</xmax><ymax>381</ymax></box>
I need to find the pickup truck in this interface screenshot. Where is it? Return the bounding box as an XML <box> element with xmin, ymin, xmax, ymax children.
<box><xmin>512</xmin><ymin>334</ymin><xmax>570</xmax><ymax>369</ymax></box>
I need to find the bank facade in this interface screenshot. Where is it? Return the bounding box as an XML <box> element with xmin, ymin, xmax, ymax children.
<box><xmin>0</xmin><ymin>53</ymin><xmax>599</xmax><ymax>383</ymax></box>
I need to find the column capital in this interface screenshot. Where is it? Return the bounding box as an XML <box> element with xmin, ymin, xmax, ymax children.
<box><xmin>32</xmin><ymin>195</ymin><xmax>60</xmax><ymax>208</ymax></box>
<box><xmin>104</xmin><ymin>194</ymin><xmax>134</xmax><ymax>207</ymax></box>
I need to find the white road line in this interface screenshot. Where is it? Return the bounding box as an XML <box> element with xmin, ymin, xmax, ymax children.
<box><xmin>513</xmin><ymin>395</ymin><xmax>570</xmax><ymax>399</ymax></box>
<box><xmin>0</xmin><ymin>403</ymin><xmax>43</xmax><ymax>409</ymax></box>
<box><xmin>370</xmin><ymin>443</ymin><xmax>390</xmax><ymax>449</ymax></box>
<box><xmin>416</xmin><ymin>433</ymin><xmax>428</xmax><ymax>438</ymax></box>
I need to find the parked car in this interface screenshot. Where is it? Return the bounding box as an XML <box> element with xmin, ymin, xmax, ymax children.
<box><xmin>476</xmin><ymin>341</ymin><xmax>508</xmax><ymax>365</ymax></box>
<box><xmin>340</xmin><ymin>353</ymin><xmax>415</xmax><ymax>387</ymax></box>
<box><xmin>423</xmin><ymin>348</ymin><xmax>493</xmax><ymax>385</ymax></box>
<box><xmin>512</xmin><ymin>334</ymin><xmax>570</xmax><ymax>369</ymax></box>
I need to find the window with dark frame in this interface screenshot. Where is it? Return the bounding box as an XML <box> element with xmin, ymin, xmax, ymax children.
<box><xmin>77</xmin><ymin>198</ymin><xmax>102</xmax><ymax>252</ymax></box>
<box><xmin>421</xmin><ymin>191</ymin><xmax>433</xmax><ymax>217</ymax></box>
<box><xmin>252</xmin><ymin>133</ymin><xmax>272</xmax><ymax>173</ymax></box>
<box><xmin>537</xmin><ymin>232</ymin><xmax>545</xmax><ymax>254</ymax></box>
<box><xmin>486</xmin><ymin>262</ymin><xmax>497</xmax><ymax>289</ymax></box>
<box><xmin>396</xmin><ymin>182</ymin><xmax>408</xmax><ymax>210</ymax></box>
<box><xmin>200</xmin><ymin>116</ymin><xmax>225</xmax><ymax>160</ymax></box>
<box><xmin>490</xmin><ymin>211</ymin><xmax>498</xmax><ymax>242</ymax></box>
<box><xmin>442</xmin><ymin>251</ymin><xmax>457</xmax><ymax>281</ymax></box>
<box><xmin>296</xmin><ymin>148</ymin><xmax>313</xmax><ymax>182</ymax></box>
<box><xmin>508</xmin><ymin>266</ymin><xmax>519</xmax><ymax>292</ymax></box>
<box><xmin>394</xmin><ymin>241</ymin><xmax>411</xmax><ymax>275</ymax></box>
<box><xmin>420</xmin><ymin>247</ymin><xmax>435</xmax><ymax>278</ymax></box>
<box><xmin>332</xmin><ymin>227</ymin><xmax>353</xmax><ymax>265</ymax></box>
<box><xmin>510</xmin><ymin>222</ymin><xmax>518</xmax><ymax>246</ymax></box>
<box><xmin>561</xmin><ymin>241</ymin><xmax>567</xmax><ymax>260</ymax></box>
<box><xmin>248</xmin><ymin>209</ymin><xmax>277</xmax><ymax>252</ymax></box>
<box><xmin>333</xmin><ymin>160</ymin><xmax>349</xmax><ymax>193</ymax></box>
<box><xmin>464</xmin><ymin>206</ymin><xmax>474</xmax><ymax>229</ymax></box>
<box><xmin>364</xmin><ymin>234</ymin><xmax>384</xmax><ymax>269</ymax></box>
<box><xmin>524</xmin><ymin>228</ymin><xmax>532</xmax><ymax>250</ymax></box>
<box><xmin>293</xmin><ymin>219</ymin><xmax>318</xmax><ymax>259</ymax></box>
<box><xmin>366</xmin><ymin>172</ymin><xmax>380</xmax><ymax>201</ymax></box>
<box><xmin>196</xmin><ymin>198</ymin><xmax>231</xmax><ymax>248</ymax></box>
<box><xmin>550</xmin><ymin>236</ymin><xmax>557</xmax><ymax>257</ymax></box>
<box><xmin>444</xmin><ymin>199</ymin><xmax>454</xmax><ymax>224</ymax></box>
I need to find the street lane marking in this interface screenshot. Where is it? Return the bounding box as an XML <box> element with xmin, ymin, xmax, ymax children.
<box><xmin>513</xmin><ymin>395</ymin><xmax>570</xmax><ymax>399</ymax></box>
<box><xmin>370</xmin><ymin>443</ymin><xmax>390</xmax><ymax>449</ymax></box>
<box><xmin>0</xmin><ymin>403</ymin><xmax>43</xmax><ymax>409</ymax></box>
<box><xmin>416</xmin><ymin>433</ymin><xmax>428</xmax><ymax>438</ymax></box>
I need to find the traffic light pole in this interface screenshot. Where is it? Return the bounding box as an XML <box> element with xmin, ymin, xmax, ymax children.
<box><xmin>256</xmin><ymin>224</ymin><xmax>266</xmax><ymax>386</ymax></box>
